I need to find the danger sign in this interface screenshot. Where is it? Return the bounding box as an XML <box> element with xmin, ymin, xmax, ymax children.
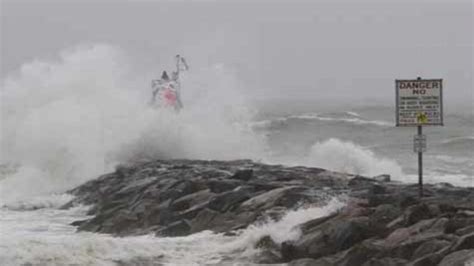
<box><xmin>396</xmin><ymin>79</ymin><xmax>443</xmax><ymax>126</ymax></box>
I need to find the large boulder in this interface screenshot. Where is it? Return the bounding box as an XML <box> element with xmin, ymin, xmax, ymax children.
<box><xmin>239</xmin><ymin>186</ymin><xmax>311</xmax><ymax>211</ymax></box>
<box><xmin>208</xmin><ymin>190</ymin><xmax>251</xmax><ymax>213</ymax></box>
<box><xmin>383</xmin><ymin>218</ymin><xmax>448</xmax><ymax>259</ymax></box>
<box><xmin>412</xmin><ymin>239</ymin><xmax>451</xmax><ymax>259</ymax></box>
<box><xmin>282</xmin><ymin>216</ymin><xmax>373</xmax><ymax>261</ymax></box>
<box><xmin>438</xmin><ymin>249</ymin><xmax>474</xmax><ymax>266</ymax></box>
<box><xmin>451</xmin><ymin>232</ymin><xmax>474</xmax><ymax>251</ymax></box>
<box><xmin>207</xmin><ymin>179</ymin><xmax>241</xmax><ymax>193</ymax></box>
<box><xmin>230</xmin><ymin>169</ymin><xmax>253</xmax><ymax>181</ymax></box>
<box><xmin>155</xmin><ymin>219</ymin><xmax>191</xmax><ymax>237</ymax></box>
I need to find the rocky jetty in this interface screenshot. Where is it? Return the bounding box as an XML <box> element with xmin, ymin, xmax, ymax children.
<box><xmin>65</xmin><ymin>159</ymin><xmax>474</xmax><ymax>265</ymax></box>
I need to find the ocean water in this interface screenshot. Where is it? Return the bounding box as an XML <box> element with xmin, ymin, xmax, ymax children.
<box><xmin>255</xmin><ymin>106</ymin><xmax>474</xmax><ymax>187</ymax></box>
<box><xmin>0</xmin><ymin>45</ymin><xmax>472</xmax><ymax>265</ymax></box>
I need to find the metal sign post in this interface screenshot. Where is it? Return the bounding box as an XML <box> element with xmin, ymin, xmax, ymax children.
<box><xmin>417</xmin><ymin>125</ymin><xmax>423</xmax><ymax>197</ymax></box>
<box><xmin>396</xmin><ymin>77</ymin><xmax>443</xmax><ymax>198</ymax></box>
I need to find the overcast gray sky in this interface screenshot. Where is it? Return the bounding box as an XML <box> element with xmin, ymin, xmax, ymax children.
<box><xmin>1</xmin><ymin>0</ymin><xmax>472</xmax><ymax>108</ymax></box>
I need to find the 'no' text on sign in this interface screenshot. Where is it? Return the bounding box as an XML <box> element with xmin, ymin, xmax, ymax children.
<box><xmin>396</xmin><ymin>79</ymin><xmax>443</xmax><ymax>127</ymax></box>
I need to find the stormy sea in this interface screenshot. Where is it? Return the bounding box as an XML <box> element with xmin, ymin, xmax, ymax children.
<box><xmin>0</xmin><ymin>45</ymin><xmax>473</xmax><ymax>265</ymax></box>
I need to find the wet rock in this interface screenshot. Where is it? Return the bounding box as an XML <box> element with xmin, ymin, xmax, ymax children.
<box><xmin>207</xmin><ymin>179</ymin><xmax>241</xmax><ymax>193</ymax></box>
<box><xmin>404</xmin><ymin>203</ymin><xmax>433</xmax><ymax>226</ymax></box>
<box><xmin>335</xmin><ymin>239</ymin><xmax>387</xmax><ymax>266</ymax></box>
<box><xmin>348</xmin><ymin>175</ymin><xmax>376</xmax><ymax>188</ymax></box>
<box><xmin>230</xmin><ymin>169</ymin><xmax>253</xmax><ymax>181</ymax></box>
<box><xmin>170</xmin><ymin>189</ymin><xmax>214</xmax><ymax>212</ymax></box>
<box><xmin>362</xmin><ymin>257</ymin><xmax>408</xmax><ymax>266</ymax></box>
<box><xmin>156</xmin><ymin>220</ymin><xmax>191</xmax><ymax>237</ymax></box>
<box><xmin>254</xmin><ymin>235</ymin><xmax>282</xmax><ymax>264</ymax></box>
<box><xmin>456</xmin><ymin>225</ymin><xmax>474</xmax><ymax>236</ymax></box>
<box><xmin>373</xmin><ymin>174</ymin><xmax>391</xmax><ymax>182</ymax></box>
<box><xmin>114</xmin><ymin>255</ymin><xmax>165</xmax><ymax>266</ymax></box>
<box><xmin>445</xmin><ymin>217</ymin><xmax>474</xmax><ymax>234</ymax></box>
<box><xmin>254</xmin><ymin>250</ymin><xmax>282</xmax><ymax>264</ymax></box>
<box><xmin>412</xmin><ymin>239</ymin><xmax>451</xmax><ymax>259</ymax></box>
<box><xmin>64</xmin><ymin>159</ymin><xmax>474</xmax><ymax>265</ymax></box>
<box><xmin>288</xmin><ymin>258</ymin><xmax>332</xmax><ymax>266</ymax></box>
<box><xmin>239</xmin><ymin>186</ymin><xmax>308</xmax><ymax>211</ymax></box>
<box><xmin>451</xmin><ymin>232</ymin><xmax>474</xmax><ymax>251</ymax></box>
<box><xmin>255</xmin><ymin>235</ymin><xmax>279</xmax><ymax>250</ymax></box>
<box><xmin>408</xmin><ymin>253</ymin><xmax>443</xmax><ymax>266</ymax></box>
<box><xmin>190</xmin><ymin>208</ymin><xmax>219</xmax><ymax>233</ymax></box>
<box><xmin>371</xmin><ymin>204</ymin><xmax>402</xmax><ymax>225</ymax></box>
<box><xmin>282</xmin><ymin>216</ymin><xmax>373</xmax><ymax>261</ymax></box>
<box><xmin>208</xmin><ymin>190</ymin><xmax>251</xmax><ymax>212</ymax></box>
<box><xmin>384</xmin><ymin>218</ymin><xmax>447</xmax><ymax>258</ymax></box>
<box><xmin>438</xmin><ymin>249</ymin><xmax>474</xmax><ymax>266</ymax></box>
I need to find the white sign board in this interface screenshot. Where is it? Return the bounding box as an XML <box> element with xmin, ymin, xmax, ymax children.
<box><xmin>414</xmin><ymin>134</ymin><xmax>427</xmax><ymax>153</ymax></box>
<box><xmin>396</xmin><ymin>79</ymin><xmax>443</xmax><ymax>126</ymax></box>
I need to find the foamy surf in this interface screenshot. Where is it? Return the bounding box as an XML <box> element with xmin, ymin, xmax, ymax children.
<box><xmin>0</xmin><ymin>194</ymin><xmax>345</xmax><ymax>266</ymax></box>
<box><xmin>0</xmin><ymin>44</ymin><xmax>267</xmax><ymax>204</ymax></box>
<box><xmin>305</xmin><ymin>138</ymin><xmax>404</xmax><ymax>179</ymax></box>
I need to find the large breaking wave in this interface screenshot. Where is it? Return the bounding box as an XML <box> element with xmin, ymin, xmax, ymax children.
<box><xmin>0</xmin><ymin>44</ymin><xmax>267</xmax><ymax>204</ymax></box>
<box><xmin>0</xmin><ymin>44</ymin><xmax>410</xmax><ymax>205</ymax></box>
<box><xmin>305</xmin><ymin>138</ymin><xmax>403</xmax><ymax>179</ymax></box>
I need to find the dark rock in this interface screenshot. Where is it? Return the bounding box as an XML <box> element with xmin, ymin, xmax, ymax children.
<box><xmin>260</xmin><ymin>206</ymin><xmax>288</xmax><ymax>222</ymax></box>
<box><xmin>254</xmin><ymin>249</ymin><xmax>282</xmax><ymax>264</ymax></box>
<box><xmin>207</xmin><ymin>179</ymin><xmax>241</xmax><ymax>193</ymax></box>
<box><xmin>156</xmin><ymin>220</ymin><xmax>191</xmax><ymax>237</ymax></box>
<box><xmin>446</xmin><ymin>217</ymin><xmax>474</xmax><ymax>234</ymax></box>
<box><xmin>408</xmin><ymin>253</ymin><xmax>443</xmax><ymax>266</ymax></box>
<box><xmin>208</xmin><ymin>190</ymin><xmax>251</xmax><ymax>212</ymax></box>
<box><xmin>371</xmin><ymin>204</ymin><xmax>402</xmax><ymax>225</ymax></box>
<box><xmin>254</xmin><ymin>235</ymin><xmax>282</xmax><ymax>264</ymax></box>
<box><xmin>348</xmin><ymin>175</ymin><xmax>376</xmax><ymax>188</ymax></box>
<box><xmin>174</xmin><ymin>180</ymin><xmax>207</xmax><ymax>195</ymax></box>
<box><xmin>70</xmin><ymin>220</ymin><xmax>87</xmax><ymax>227</ymax></box>
<box><xmin>288</xmin><ymin>258</ymin><xmax>334</xmax><ymax>266</ymax></box>
<box><xmin>373</xmin><ymin>174</ymin><xmax>391</xmax><ymax>182</ymax></box>
<box><xmin>64</xmin><ymin>159</ymin><xmax>474</xmax><ymax>265</ymax></box>
<box><xmin>438</xmin><ymin>249</ymin><xmax>474</xmax><ymax>266</ymax></box>
<box><xmin>456</xmin><ymin>225</ymin><xmax>474</xmax><ymax>236</ymax></box>
<box><xmin>404</xmin><ymin>203</ymin><xmax>432</xmax><ymax>226</ymax></box>
<box><xmin>362</xmin><ymin>257</ymin><xmax>408</xmax><ymax>266</ymax></box>
<box><xmin>335</xmin><ymin>239</ymin><xmax>387</xmax><ymax>266</ymax></box>
<box><xmin>101</xmin><ymin>209</ymin><xmax>139</xmax><ymax>235</ymax></box>
<box><xmin>370</xmin><ymin>184</ymin><xmax>387</xmax><ymax>195</ymax></box>
<box><xmin>399</xmin><ymin>194</ymin><xmax>419</xmax><ymax>208</ymax></box>
<box><xmin>451</xmin><ymin>232</ymin><xmax>474</xmax><ymax>251</ymax></box>
<box><xmin>169</xmin><ymin>189</ymin><xmax>214</xmax><ymax>212</ymax></box>
<box><xmin>230</xmin><ymin>169</ymin><xmax>253</xmax><ymax>181</ymax></box>
<box><xmin>282</xmin><ymin>216</ymin><xmax>373</xmax><ymax>261</ymax></box>
<box><xmin>255</xmin><ymin>235</ymin><xmax>279</xmax><ymax>250</ymax></box>
<box><xmin>239</xmin><ymin>186</ymin><xmax>309</xmax><ymax>211</ymax></box>
<box><xmin>190</xmin><ymin>208</ymin><xmax>218</xmax><ymax>233</ymax></box>
<box><xmin>299</xmin><ymin>212</ymin><xmax>338</xmax><ymax>233</ymax></box>
<box><xmin>383</xmin><ymin>217</ymin><xmax>449</xmax><ymax>259</ymax></box>
<box><xmin>114</xmin><ymin>255</ymin><xmax>165</xmax><ymax>266</ymax></box>
<box><xmin>367</xmin><ymin>194</ymin><xmax>398</xmax><ymax>207</ymax></box>
<box><xmin>412</xmin><ymin>239</ymin><xmax>451</xmax><ymax>259</ymax></box>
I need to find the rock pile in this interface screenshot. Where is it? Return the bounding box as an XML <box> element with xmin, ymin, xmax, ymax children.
<box><xmin>64</xmin><ymin>159</ymin><xmax>474</xmax><ymax>265</ymax></box>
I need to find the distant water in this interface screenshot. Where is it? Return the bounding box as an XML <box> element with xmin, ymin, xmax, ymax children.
<box><xmin>254</xmin><ymin>106</ymin><xmax>474</xmax><ymax>187</ymax></box>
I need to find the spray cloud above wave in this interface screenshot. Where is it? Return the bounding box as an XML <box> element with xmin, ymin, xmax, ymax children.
<box><xmin>0</xmin><ymin>43</ymin><xmax>407</xmax><ymax>204</ymax></box>
<box><xmin>0</xmin><ymin>44</ymin><xmax>267</xmax><ymax>203</ymax></box>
